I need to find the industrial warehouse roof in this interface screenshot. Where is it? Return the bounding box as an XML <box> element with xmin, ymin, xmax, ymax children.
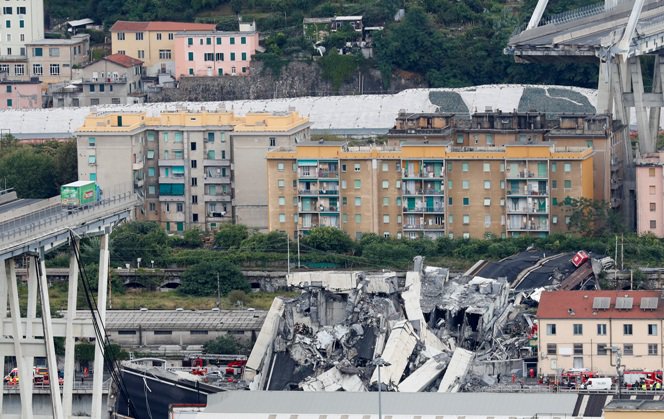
<box><xmin>0</xmin><ymin>85</ymin><xmax>599</xmax><ymax>139</ymax></box>
<box><xmin>74</xmin><ymin>309</ymin><xmax>266</xmax><ymax>331</ymax></box>
<box><xmin>537</xmin><ymin>290</ymin><xmax>664</xmax><ymax>319</ymax></box>
<box><xmin>202</xmin><ymin>391</ymin><xmax>579</xmax><ymax>416</ymax></box>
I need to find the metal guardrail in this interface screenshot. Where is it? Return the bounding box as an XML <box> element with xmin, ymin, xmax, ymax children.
<box><xmin>3</xmin><ymin>378</ymin><xmax>111</xmax><ymax>393</ymax></box>
<box><xmin>543</xmin><ymin>2</ymin><xmax>607</xmax><ymax>26</ymax></box>
<box><xmin>0</xmin><ymin>191</ymin><xmax>138</xmax><ymax>251</ymax></box>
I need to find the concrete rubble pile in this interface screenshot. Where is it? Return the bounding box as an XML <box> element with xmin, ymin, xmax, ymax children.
<box><xmin>244</xmin><ymin>256</ymin><xmax>536</xmax><ymax>392</ymax></box>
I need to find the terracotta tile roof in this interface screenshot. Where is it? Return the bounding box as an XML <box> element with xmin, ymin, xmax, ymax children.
<box><xmin>103</xmin><ymin>54</ymin><xmax>143</xmax><ymax>68</ymax></box>
<box><xmin>110</xmin><ymin>21</ymin><xmax>216</xmax><ymax>32</ymax></box>
<box><xmin>537</xmin><ymin>290</ymin><xmax>664</xmax><ymax>319</ymax></box>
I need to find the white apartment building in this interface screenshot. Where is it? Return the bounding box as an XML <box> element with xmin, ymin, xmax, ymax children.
<box><xmin>0</xmin><ymin>0</ymin><xmax>44</xmax><ymax>62</ymax></box>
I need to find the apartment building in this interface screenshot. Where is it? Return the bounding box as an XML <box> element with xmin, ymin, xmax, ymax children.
<box><xmin>173</xmin><ymin>21</ymin><xmax>259</xmax><ymax>78</ymax></box>
<box><xmin>24</xmin><ymin>34</ymin><xmax>90</xmax><ymax>84</ymax></box>
<box><xmin>635</xmin><ymin>152</ymin><xmax>664</xmax><ymax>236</ymax></box>
<box><xmin>0</xmin><ymin>79</ymin><xmax>41</xmax><ymax>109</ymax></box>
<box><xmin>110</xmin><ymin>21</ymin><xmax>216</xmax><ymax>76</ymax></box>
<box><xmin>51</xmin><ymin>53</ymin><xmax>145</xmax><ymax>107</ymax></box>
<box><xmin>389</xmin><ymin>112</ymin><xmax>625</xmax><ymax>205</ymax></box>
<box><xmin>537</xmin><ymin>290</ymin><xmax>664</xmax><ymax>376</ymax></box>
<box><xmin>76</xmin><ymin>109</ymin><xmax>310</xmax><ymax>233</ymax></box>
<box><xmin>0</xmin><ymin>0</ymin><xmax>44</xmax><ymax>59</ymax></box>
<box><xmin>266</xmin><ymin>143</ymin><xmax>593</xmax><ymax>240</ymax></box>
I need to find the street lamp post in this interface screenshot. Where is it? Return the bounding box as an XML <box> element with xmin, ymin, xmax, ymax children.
<box><xmin>373</xmin><ymin>357</ymin><xmax>391</xmax><ymax>419</ymax></box>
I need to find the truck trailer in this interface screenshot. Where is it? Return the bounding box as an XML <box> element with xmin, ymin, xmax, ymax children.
<box><xmin>60</xmin><ymin>180</ymin><xmax>101</xmax><ymax>210</ymax></box>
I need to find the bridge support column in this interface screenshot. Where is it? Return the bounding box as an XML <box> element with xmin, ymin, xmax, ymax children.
<box><xmin>38</xmin><ymin>249</ymin><xmax>64</xmax><ymax>419</ymax></box>
<box><xmin>91</xmin><ymin>233</ymin><xmax>110</xmax><ymax>419</ymax></box>
<box><xmin>63</xmin><ymin>240</ymin><xmax>80</xmax><ymax>419</ymax></box>
<box><xmin>22</xmin><ymin>256</ymin><xmax>40</xmax><ymax>415</ymax></box>
<box><xmin>649</xmin><ymin>55</ymin><xmax>664</xmax><ymax>147</ymax></box>
<box><xmin>630</xmin><ymin>56</ymin><xmax>654</xmax><ymax>154</ymax></box>
<box><xmin>4</xmin><ymin>258</ymin><xmax>33</xmax><ymax>419</ymax></box>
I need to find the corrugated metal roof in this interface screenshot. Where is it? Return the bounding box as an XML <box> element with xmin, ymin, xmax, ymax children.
<box><xmin>203</xmin><ymin>391</ymin><xmax>579</xmax><ymax>416</ymax></box>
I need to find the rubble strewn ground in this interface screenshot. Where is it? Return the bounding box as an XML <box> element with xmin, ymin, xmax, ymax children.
<box><xmin>245</xmin><ymin>252</ymin><xmax>611</xmax><ymax>393</ymax></box>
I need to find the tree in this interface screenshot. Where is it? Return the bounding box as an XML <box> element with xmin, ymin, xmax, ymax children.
<box><xmin>0</xmin><ymin>147</ymin><xmax>57</xmax><ymax>197</ymax></box>
<box><xmin>110</xmin><ymin>221</ymin><xmax>170</xmax><ymax>266</ymax></box>
<box><xmin>203</xmin><ymin>335</ymin><xmax>248</xmax><ymax>355</ymax></box>
<box><xmin>227</xmin><ymin>289</ymin><xmax>249</xmax><ymax>307</ymax></box>
<box><xmin>214</xmin><ymin>224</ymin><xmax>249</xmax><ymax>250</ymax></box>
<box><xmin>562</xmin><ymin>197</ymin><xmax>623</xmax><ymax>237</ymax></box>
<box><xmin>179</xmin><ymin>259</ymin><xmax>249</xmax><ymax>296</ymax></box>
<box><xmin>172</xmin><ymin>228</ymin><xmax>204</xmax><ymax>248</ymax></box>
<box><xmin>302</xmin><ymin>227</ymin><xmax>354</xmax><ymax>253</ymax></box>
<box><xmin>239</xmin><ymin>231</ymin><xmax>288</xmax><ymax>253</ymax></box>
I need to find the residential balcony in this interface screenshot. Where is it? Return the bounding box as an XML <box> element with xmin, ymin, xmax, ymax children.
<box><xmin>506</xmin><ymin>221</ymin><xmax>549</xmax><ymax>231</ymax></box>
<box><xmin>159</xmin><ymin>176</ymin><xmax>185</xmax><ymax>184</ymax></box>
<box><xmin>158</xmin><ymin>159</ymin><xmax>185</xmax><ymax>166</ymax></box>
<box><xmin>402</xmin><ymin>189</ymin><xmax>444</xmax><ymax>196</ymax></box>
<box><xmin>318</xmin><ymin>170</ymin><xmax>339</xmax><ymax>178</ymax></box>
<box><xmin>134</xmin><ymin>179</ymin><xmax>144</xmax><ymax>188</ymax></box>
<box><xmin>403</xmin><ymin>206</ymin><xmax>445</xmax><ymax>213</ymax></box>
<box><xmin>298</xmin><ymin>189</ymin><xmax>339</xmax><ymax>196</ymax></box>
<box><xmin>204</xmin><ymin>194</ymin><xmax>231</xmax><ymax>202</ymax></box>
<box><xmin>203</xmin><ymin>159</ymin><xmax>231</xmax><ymax>167</ymax></box>
<box><xmin>132</xmin><ymin>161</ymin><xmax>144</xmax><ymax>171</ymax></box>
<box><xmin>206</xmin><ymin>211</ymin><xmax>229</xmax><ymax>220</ymax></box>
<box><xmin>506</xmin><ymin>206</ymin><xmax>548</xmax><ymax>215</ymax></box>
<box><xmin>158</xmin><ymin>195</ymin><xmax>185</xmax><ymax>202</ymax></box>
<box><xmin>506</xmin><ymin>189</ymin><xmax>548</xmax><ymax>197</ymax></box>
<box><xmin>203</xmin><ymin>176</ymin><xmax>231</xmax><ymax>184</ymax></box>
<box><xmin>403</xmin><ymin>223</ymin><xmax>445</xmax><ymax>230</ymax></box>
<box><xmin>506</xmin><ymin>170</ymin><xmax>547</xmax><ymax>179</ymax></box>
<box><xmin>402</xmin><ymin>171</ymin><xmax>445</xmax><ymax>179</ymax></box>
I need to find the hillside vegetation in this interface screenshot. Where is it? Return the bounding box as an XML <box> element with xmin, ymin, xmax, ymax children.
<box><xmin>45</xmin><ymin>0</ymin><xmax>597</xmax><ymax>88</ymax></box>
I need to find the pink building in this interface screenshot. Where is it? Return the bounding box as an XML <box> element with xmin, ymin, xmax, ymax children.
<box><xmin>173</xmin><ymin>22</ymin><xmax>259</xmax><ymax>79</ymax></box>
<box><xmin>635</xmin><ymin>152</ymin><xmax>664</xmax><ymax>236</ymax></box>
<box><xmin>0</xmin><ymin>80</ymin><xmax>42</xmax><ymax>109</ymax></box>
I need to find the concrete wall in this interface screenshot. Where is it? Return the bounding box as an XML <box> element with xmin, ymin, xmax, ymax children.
<box><xmin>2</xmin><ymin>393</ymin><xmax>108</xmax><ymax>419</ymax></box>
<box><xmin>108</xmin><ymin>329</ymin><xmax>254</xmax><ymax>347</ymax></box>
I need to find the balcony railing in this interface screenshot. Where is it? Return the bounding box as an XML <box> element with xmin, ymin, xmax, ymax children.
<box><xmin>402</xmin><ymin>189</ymin><xmax>444</xmax><ymax>196</ymax></box>
<box><xmin>298</xmin><ymin>189</ymin><xmax>339</xmax><ymax>195</ymax></box>
<box><xmin>403</xmin><ymin>223</ymin><xmax>445</xmax><ymax>230</ymax></box>
<box><xmin>507</xmin><ymin>189</ymin><xmax>548</xmax><ymax>196</ymax></box>
<box><xmin>403</xmin><ymin>171</ymin><xmax>444</xmax><ymax>179</ymax></box>
<box><xmin>506</xmin><ymin>207</ymin><xmax>549</xmax><ymax>214</ymax></box>
<box><xmin>506</xmin><ymin>170</ymin><xmax>548</xmax><ymax>179</ymax></box>
<box><xmin>403</xmin><ymin>206</ymin><xmax>445</xmax><ymax>213</ymax></box>
<box><xmin>318</xmin><ymin>170</ymin><xmax>339</xmax><ymax>178</ymax></box>
<box><xmin>507</xmin><ymin>223</ymin><xmax>549</xmax><ymax>231</ymax></box>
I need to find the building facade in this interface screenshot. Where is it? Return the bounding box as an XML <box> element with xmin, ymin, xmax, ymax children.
<box><xmin>25</xmin><ymin>34</ymin><xmax>90</xmax><ymax>84</ymax></box>
<box><xmin>110</xmin><ymin>21</ymin><xmax>216</xmax><ymax>76</ymax></box>
<box><xmin>266</xmin><ymin>143</ymin><xmax>593</xmax><ymax>240</ymax></box>
<box><xmin>173</xmin><ymin>22</ymin><xmax>259</xmax><ymax>79</ymax></box>
<box><xmin>0</xmin><ymin>0</ymin><xmax>44</xmax><ymax>59</ymax></box>
<box><xmin>75</xmin><ymin>109</ymin><xmax>310</xmax><ymax>233</ymax></box>
<box><xmin>635</xmin><ymin>152</ymin><xmax>664</xmax><ymax>236</ymax></box>
<box><xmin>0</xmin><ymin>79</ymin><xmax>41</xmax><ymax>109</ymax></box>
<box><xmin>537</xmin><ymin>290</ymin><xmax>664</xmax><ymax>376</ymax></box>
<box><xmin>51</xmin><ymin>53</ymin><xmax>145</xmax><ymax>107</ymax></box>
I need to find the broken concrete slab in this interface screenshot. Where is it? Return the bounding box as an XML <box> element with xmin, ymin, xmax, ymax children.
<box><xmin>398</xmin><ymin>354</ymin><xmax>450</xmax><ymax>392</ymax></box>
<box><xmin>370</xmin><ymin>320</ymin><xmax>418</xmax><ymax>387</ymax></box>
<box><xmin>438</xmin><ymin>348</ymin><xmax>475</xmax><ymax>392</ymax></box>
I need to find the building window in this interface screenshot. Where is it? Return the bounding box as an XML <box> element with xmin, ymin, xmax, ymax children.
<box><xmin>650</xmin><ymin>202</ymin><xmax>657</xmax><ymax>212</ymax></box>
<box><xmin>484</xmin><ymin>215</ymin><xmax>491</xmax><ymax>227</ymax></box>
<box><xmin>354</xmin><ymin>214</ymin><xmax>361</xmax><ymax>223</ymax></box>
<box><xmin>2</xmin><ymin>7</ymin><xmax>11</xmax><ymax>14</ymax></box>
<box><xmin>192</xmin><ymin>195</ymin><xmax>198</xmax><ymax>204</ymax></box>
<box><xmin>462</xmin><ymin>180</ymin><xmax>469</xmax><ymax>189</ymax></box>
<box><xmin>5</xmin><ymin>85</ymin><xmax>10</xmax><ymax>93</ymax></box>
<box><xmin>48</xmin><ymin>47</ymin><xmax>60</xmax><ymax>57</ymax></box>
<box><xmin>278</xmin><ymin>196</ymin><xmax>285</xmax><ymax>206</ymax></box>
<box><xmin>191</xmin><ymin>177</ymin><xmax>197</xmax><ymax>187</ymax></box>
<box><xmin>188</xmin><ymin>51</ymin><xmax>194</xmax><ymax>61</ymax></box>
<box><xmin>118</xmin><ymin>50</ymin><xmax>125</xmax><ymax>55</ymax></box>
<box><xmin>6</xmin><ymin>99</ymin><xmax>11</xmax><ymax>107</ymax></box>
<box><xmin>191</xmin><ymin>160</ymin><xmax>197</xmax><ymax>168</ymax></box>
<box><xmin>88</xmin><ymin>155</ymin><xmax>96</xmax><ymax>164</ymax></box>
<box><xmin>382</xmin><ymin>163</ymin><xmax>388</xmax><ymax>172</ymax></box>
<box><xmin>138</xmin><ymin>50</ymin><xmax>145</xmax><ymax>59</ymax></box>
<box><xmin>354</xmin><ymin>197</ymin><xmax>361</xmax><ymax>206</ymax></box>
<box><xmin>382</xmin><ymin>180</ymin><xmax>389</xmax><ymax>189</ymax></box>
<box><xmin>623</xmin><ymin>324</ymin><xmax>633</xmax><ymax>335</ymax></box>
<box><xmin>649</xmin><ymin>324</ymin><xmax>658</xmax><ymax>336</ymax></box>
<box><xmin>651</xmin><ymin>220</ymin><xmax>657</xmax><ymax>229</ymax></box>
<box><xmin>383</xmin><ymin>197</ymin><xmax>389</xmax><ymax>206</ymax></box>
<box><xmin>354</xmin><ymin>180</ymin><xmax>361</xmax><ymax>189</ymax></box>
<box><xmin>597</xmin><ymin>344</ymin><xmax>608</xmax><ymax>355</ymax></box>
<box><xmin>564</xmin><ymin>180</ymin><xmax>572</xmax><ymax>189</ymax></box>
<box><xmin>88</xmin><ymin>137</ymin><xmax>96</xmax><ymax>147</ymax></box>
<box><xmin>204</xmin><ymin>53</ymin><xmax>214</xmax><ymax>61</ymax></box>
<box><xmin>117</xmin><ymin>32</ymin><xmax>125</xmax><ymax>40</ymax></box>
<box><xmin>148</xmin><ymin>167</ymin><xmax>155</xmax><ymax>177</ymax></box>
<box><xmin>277</xmin><ymin>179</ymin><xmax>284</xmax><ymax>188</ymax></box>
<box><xmin>117</xmin><ymin>330</ymin><xmax>136</xmax><ymax>335</ymax></box>
<box><xmin>547</xmin><ymin>344</ymin><xmax>556</xmax><ymax>355</ymax></box>
<box><xmin>277</xmin><ymin>162</ymin><xmax>284</xmax><ymax>171</ymax></box>
<box><xmin>14</xmin><ymin>65</ymin><xmax>24</xmax><ymax>76</ymax></box>
<box><xmin>354</xmin><ymin>163</ymin><xmax>361</xmax><ymax>172</ymax></box>
<box><xmin>650</xmin><ymin>185</ymin><xmax>656</xmax><ymax>195</ymax></box>
<box><xmin>463</xmin><ymin>197</ymin><xmax>469</xmax><ymax>206</ymax></box>
<box><xmin>483</xmin><ymin>162</ymin><xmax>490</xmax><ymax>172</ymax></box>
<box><xmin>230</xmin><ymin>37</ymin><xmax>236</xmax><ymax>45</ymax></box>
<box><xmin>573</xmin><ymin>344</ymin><xmax>583</xmax><ymax>355</ymax></box>
<box><xmin>135</xmin><ymin>32</ymin><xmax>144</xmax><ymax>40</ymax></box>
<box><xmin>649</xmin><ymin>344</ymin><xmax>659</xmax><ymax>356</ymax></box>
<box><xmin>49</xmin><ymin>64</ymin><xmax>60</xmax><ymax>75</ymax></box>
<box><xmin>383</xmin><ymin>215</ymin><xmax>389</xmax><ymax>224</ymax></box>
<box><xmin>564</xmin><ymin>163</ymin><xmax>571</xmax><ymax>172</ymax></box>
<box><xmin>153</xmin><ymin>330</ymin><xmax>172</xmax><ymax>335</ymax></box>
<box><xmin>546</xmin><ymin>324</ymin><xmax>556</xmax><ymax>335</ymax></box>
<box><xmin>552</xmin><ymin>180</ymin><xmax>557</xmax><ymax>189</ymax></box>
<box><xmin>148</xmin><ymin>185</ymin><xmax>156</xmax><ymax>195</ymax></box>
<box><xmin>462</xmin><ymin>215</ymin><xmax>470</xmax><ymax>224</ymax></box>
<box><xmin>573</xmin><ymin>324</ymin><xmax>583</xmax><ymax>335</ymax></box>
<box><xmin>230</xmin><ymin>52</ymin><xmax>236</xmax><ymax>61</ymax></box>
<box><xmin>159</xmin><ymin>49</ymin><xmax>171</xmax><ymax>59</ymax></box>
<box><xmin>483</xmin><ymin>198</ymin><xmax>490</xmax><ymax>206</ymax></box>
<box><xmin>269</xmin><ymin>137</ymin><xmax>276</xmax><ymax>147</ymax></box>
<box><xmin>279</xmin><ymin>213</ymin><xmax>285</xmax><ymax>223</ymax></box>
<box><xmin>215</xmin><ymin>52</ymin><xmax>224</xmax><ymax>61</ymax></box>
<box><xmin>462</xmin><ymin>162</ymin><xmax>469</xmax><ymax>172</ymax></box>
<box><xmin>32</xmin><ymin>64</ymin><xmax>42</xmax><ymax>76</ymax></box>
<box><xmin>623</xmin><ymin>344</ymin><xmax>633</xmax><ymax>356</ymax></box>
<box><xmin>341</xmin><ymin>180</ymin><xmax>347</xmax><ymax>189</ymax></box>
<box><xmin>551</xmin><ymin>162</ymin><xmax>557</xmax><ymax>172</ymax></box>
<box><xmin>484</xmin><ymin>180</ymin><xmax>491</xmax><ymax>189</ymax></box>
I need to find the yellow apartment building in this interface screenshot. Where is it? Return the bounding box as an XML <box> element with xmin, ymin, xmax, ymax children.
<box><xmin>76</xmin><ymin>109</ymin><xmax>310</xmax><ymax>233</ymax></box>
<box><xmin>110</xmin><ymin>21</ymin><xmax>216</xmax><ymax>76</ymax></box>
<box><xmin>537</xmin><ymin>290</ymin><xmax>664</xmax><ymax>376</ymax></box>
<box><xmin>603</xmin><ymin>400</ymin><xmax>664</xmax><ymax>419</ymax></box>
<box><xmin>266</xmin><ymin>143</ymin><xmax>593</xmax><ymax>239</ymax></box>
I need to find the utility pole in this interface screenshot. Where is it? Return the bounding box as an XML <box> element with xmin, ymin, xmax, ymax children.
<box><xmin>287</xmin><ymin>232</ymin><xmax>290</xmax><ymax>276</ymax></box>
<box><xmin>297</xmin><ymin>230</ymin><xmax>301</xmax><ymax>268</ymax></box>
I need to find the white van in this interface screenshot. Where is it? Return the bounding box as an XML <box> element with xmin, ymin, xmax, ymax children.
<box><xmin>582</xmin><ymin>377</ymin><xmax>613</xmax><ymax>390</ymax></box>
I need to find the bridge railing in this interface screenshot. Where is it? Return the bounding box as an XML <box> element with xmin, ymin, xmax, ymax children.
<box><xmin>0</xmin><ymin>188</ymin><xmax>139</xmax><ymax>251</ymax></box>
<box><xmin>542</xmin><ymin>2</ymin><xmax>608</xmax><ymax>26</ymax></box>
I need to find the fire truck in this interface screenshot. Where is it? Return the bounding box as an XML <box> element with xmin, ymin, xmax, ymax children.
<box><xmin>623</xmin><ymin>370</ymin><xmax>663</xmax><ymax>389</ymax></box>
<box><xmin>559</xmin><ymin>368</ymin><xmax>596</xmax><ymax>388</ymax></box>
